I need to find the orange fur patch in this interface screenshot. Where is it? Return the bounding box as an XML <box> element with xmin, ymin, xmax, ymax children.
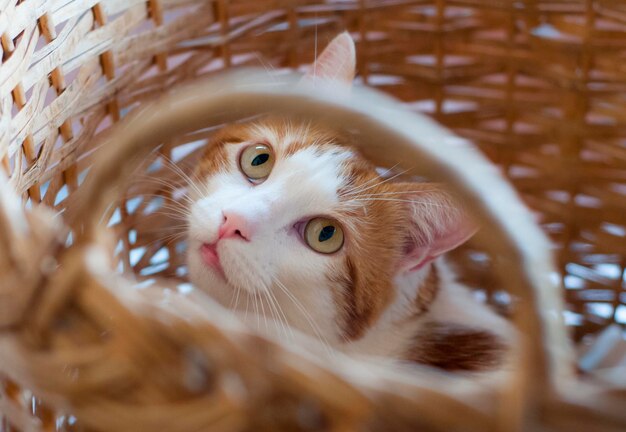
<box><xmin>195</xmin><ymin>126</ymin><xmax>246</xmax><ymax>176</ymax></box>
<box><xmin>332</xmin><ymin>161</ymin><xmax>448</xmax><ymax>340</ymax></box>
<box><xmin>415</xmin><ymin>267</ymin><xmax>439</xmax><ymax>315</ymax></box>
<box><xmin>406</xmin><ymin>322</ymin><xmax>507</xmax><ymax>371</ymax></box>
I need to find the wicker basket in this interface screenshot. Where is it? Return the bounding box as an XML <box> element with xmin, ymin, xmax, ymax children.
<box><xmin>1</xmin><ymin>1</ymin><xmax>625</xmax><ymax>431</ymax></box>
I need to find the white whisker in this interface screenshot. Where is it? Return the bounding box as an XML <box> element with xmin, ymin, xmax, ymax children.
<box><xmin>352</xmin><ymin>198</ymin><xmax>454</xmax><ymax>209</ymax></box>
<box><xmin>339</xmin><ymin>163</ymin><xmax>401</xmax><ymax>196</ymax></box>
<box><xmin>273</xmin><ymin>277</ymin><xmax>334</xmax><ymax>355</ymax></box>
<box><xmin>356</xmin><ymin>189</ymin><xmax>439</xmax><ymax>198</ymax></box>
<box><xmin>259</xmin><ymin>290</ymin><xmax>269</xmax><ymax>332</ymax></box>
<box><xmin>265</xmin><ymin>286</ymin><xmax>293</xmax><ymax>341</ymax></box>
<box><xmin>253</xmin><ymin>292</ymin><xmax>260</xmax><ymax>331</ymax></box>
<box><xmin>342</xmin><ymin>167</ymin><xmax>412</xmax><ymax>197</ymax></box>
<box><xmin>158</xmin><ymin>154</ymin><xmax>206</xmax><ymax>200</ymax></box>
<box><xmin>245</xmin><ymin>290</ymin><xmax>250</xmax><ymax>322</ymax></box>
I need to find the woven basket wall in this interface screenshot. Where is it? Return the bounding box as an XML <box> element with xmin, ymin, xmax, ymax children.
<box><xmin>0</xmin><ymin>1</ymin><xmax>625</xmax><ymax>431</ymax></box>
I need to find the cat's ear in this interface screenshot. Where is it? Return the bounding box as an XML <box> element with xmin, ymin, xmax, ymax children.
<box><xmin>303</xmin><ymin>31</ymin><xmax>356</xmax><ymax>86</ymax></box>
<box><xmin>391</xmin><ymin>183</ymin><xmax>478</xmax><ymax>272</ymax></box>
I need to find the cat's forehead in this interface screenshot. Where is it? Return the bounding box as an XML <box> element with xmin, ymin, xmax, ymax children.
<box><xmin>248</xmin><ymin>120</ymin><xmax>327</xmax><ymax>154</ymax></box>
<box><xmin>240</xmin><ymin>119</ymin><xmax>353</xmax><ymax>159</ymax></box>
<box><xmin>202</xmin><ymin>119</ymin><xmax>380</xmax><ymax>187</ymax></box>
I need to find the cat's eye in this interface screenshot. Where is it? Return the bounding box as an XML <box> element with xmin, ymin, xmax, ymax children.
<box><xmin>239</xmin><ymin>144</ymin><xmax>274</xmax><ymax>181</ymax></box>
<box><xmin>304</xmin><ymin>217</ymin><xmax>344</xmax><ymax>254</ymax></box>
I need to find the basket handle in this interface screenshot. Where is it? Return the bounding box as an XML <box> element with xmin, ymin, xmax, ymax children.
<box><xmin>72</xmin><ymin>70</ymin><xmax>571</xmax><ymax>422</ymax></box>
<box><xmin>0</xmin><ymin>173</ymin><xmax>63</xmax><ymax>328</ymax></box>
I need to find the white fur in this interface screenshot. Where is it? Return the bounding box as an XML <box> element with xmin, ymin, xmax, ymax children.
<box><xmin>344</xmin><ymin>259</ymin><xmax>515</xmax><ymax>359</ymax></box>
<box><xmin>187</xmin><ymin>127</ymin><xmax>515</xmax><ymax>367</ymax></box>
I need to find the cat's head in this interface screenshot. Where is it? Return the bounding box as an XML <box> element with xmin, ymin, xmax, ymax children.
<box><xmin>186</xmin><ymin>33</ymin><xmax>475</xmax><ymax>344</ymax></box>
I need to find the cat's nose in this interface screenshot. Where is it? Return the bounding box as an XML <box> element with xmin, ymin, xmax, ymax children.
<box><xmin>218</xmin><ymin>211</ymin><xmax>253</xmax><ymax>241</ymax></box>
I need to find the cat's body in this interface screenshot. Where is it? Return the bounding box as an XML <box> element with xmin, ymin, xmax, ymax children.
<box><xmin>186</xmin><ymin>33</ymin><xmax>515</xmax><ymax>373</ymax></box>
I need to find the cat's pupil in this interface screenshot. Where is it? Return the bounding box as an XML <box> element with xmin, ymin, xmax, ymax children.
<box><xmin>319</xmin><ymin>226</ymin><xmax>335</xmax><ymax>242</ymax></box>
<box><xmin>251</xmin><ymin>153</ymin><xmax>269</xmax><ymax>166</ymax></box>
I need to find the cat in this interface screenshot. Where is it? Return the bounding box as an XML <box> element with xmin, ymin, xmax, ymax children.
<box><xmin>186</xmin><ymin>32</ymin><xmax>515</xmax><ymax>372</ymax></box>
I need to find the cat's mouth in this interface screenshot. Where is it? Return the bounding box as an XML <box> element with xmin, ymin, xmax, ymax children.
<box><xmin>196</xmin><ymin>239</ymin><xmax>272</xmax><ymax>296</ymax></box>
<box><xmin>200</xmin><ymin>243</ymin><xmax>225</xmax><ymax>277</ymax></box>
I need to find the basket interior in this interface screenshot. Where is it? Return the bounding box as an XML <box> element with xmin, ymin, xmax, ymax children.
<box><xmin>6</xmin><ymin>1</ymin><xmax>618</xmax><ymax>338</ymax></box>
<box><xmin>2</xmin><ymin>1</ymin><xmax>626</xmax><ymax>430</ymax></box>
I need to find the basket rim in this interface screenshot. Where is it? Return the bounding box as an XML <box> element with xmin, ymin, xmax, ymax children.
<box><xmin>71</xmin><ymin>69</ymin><xmax>571</xmax><ymax>394</ymax></box>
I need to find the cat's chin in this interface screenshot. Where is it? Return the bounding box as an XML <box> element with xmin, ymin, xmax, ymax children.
<box><xmin>188</xmin><ymin>250</ymin><xmax>227</xmax><ymax>294</ymax></box>
<box><xmin>187</xmin><ymin>248</ymin><xmax>263</xmax><ymax>307</ymax></box>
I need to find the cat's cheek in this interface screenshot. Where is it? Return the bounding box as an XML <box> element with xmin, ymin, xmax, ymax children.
<box><xmin>187</xmin><ymin>202</ymin><xmax>223</xmax><ymax>244</ymax></box>
<box><xmin>216</xmin><ymin>238</ymin><xmax>274</xmax><ymax>294</ymax></box>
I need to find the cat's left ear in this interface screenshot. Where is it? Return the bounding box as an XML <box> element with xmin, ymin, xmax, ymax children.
<box><xmin>303</xmin><ymin>31</ymin><xmax>356</xmax><ymax>86</ymax></box>
<box><xmin>392</xmin><ymin>183</ymin><xmax>478</xmax><ymax>272</ymax></box>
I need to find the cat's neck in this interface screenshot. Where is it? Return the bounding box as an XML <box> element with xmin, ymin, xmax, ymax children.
<box><xmin>341</xmin><ymin>260</ymin><xmax>443</xmax><ymax>357</ymax></box>
<box><xmin>343</xmin><ymin>258</ymin><xmax>516</xmax><ymax>374</ymax></box>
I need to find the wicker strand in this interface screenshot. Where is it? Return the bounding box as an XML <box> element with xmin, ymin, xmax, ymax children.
<box><xmin>0</xmin><ymin>1</ymin><xmax>625</xmax><ymax>431</ymax></box>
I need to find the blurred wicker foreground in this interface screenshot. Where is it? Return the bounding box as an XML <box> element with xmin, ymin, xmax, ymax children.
<box><xmin>0</xmin><ymin>0</ymin><xmax>625</xmax><ymax>431</ymax></box>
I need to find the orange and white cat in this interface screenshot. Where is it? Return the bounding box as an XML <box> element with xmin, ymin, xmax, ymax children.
<box><xmin>186</xmin><ymin>33</ymin><xmax>514</xmax><ymax>372</ymax></box>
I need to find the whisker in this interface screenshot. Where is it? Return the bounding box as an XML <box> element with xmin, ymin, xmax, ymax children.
<box><xmin>253</xmin><ymin>292</ymin><xmax>260</xmax><ymax>331</ymax></box>
<box><xmin>132</xmin><ymin>225</ymin><xmax>189</xmax><ymax>237</ymax></box>
<box><xmin>341</xmin><ymin>167</ymin><xmax>412</xmax><ymax>197</ymax></box>
<box><xmin>141</xmin><ymin>199</ymin><xmax>191</xmax><ymax>212</ymax></box>
<box><xmin>230</xmin><ymin>284</ymin><xmax>240</xmax><ymax>311</ymax></box>
<box><xmin>356</xmin><ymin>189</ymin><xmax>439</xmax><ymax>198</ymax></box>
<box><xmin>134</xmin><ymin>232</ymin><xmax>188</xmax><ymax>252</ymax></box>
<box><xmin>135</xmin><ymin>195</ymin><xmax>189</xmax><ymax>210</ymax></box>
<box><xmin>254</xmin><ymin>52</ymin><xmax>278</xmax><ymax>81</ymax></box>
<box><xmin>233</xmin><ymin>284</ymin><xmax>242</xmax><ymax>312</ymax></box>
<box><xmin>141</xmin><ymin>192</ymin><xmax>195</xmax><ymax>208</ymax></box>
<box><xmin>351</xmin><ymin>198</ymin><xmax>455</xmax><ymax>209</ymax></box>
<box><xmin>154</xmin><ymin>154</ymin><xmax>207</xmax><ymax>200</ymax></box>
<box><xmin>264</xmin><ymin>287</ymin><xmax>293</xmax><ymax>341</ymax></box>
<box><xmin>341</xmin><ymin>163</ymin><xmax>402</xmax><ymax>196</ymax></box>
<box><xmin>143</xmin><ymin>204</ymin><xmax>192</xmax><ymax>217</ymax></box>
<box><xmin>259</xmin><ymin>284</ymin><xmax>281</xmax><ymax>336</ymax></box>
<box><xmin>245</xmin><ymin>289</ymin><xmax>250</xmax><ymax>322</ymax></box>
<box><xmin>132</xmin><ymin>179</ymin><xmax>195</xmax><ymax>204</ymax></box>
<box><xmin>273</xmin><ymin>287</ymin><xmax>294</xmax><ymax>340</ymax></box>
<box><xmin>229</xmin><ymin>285</ymin><xmax>236</xmax><ymax>310</ymax></box>
<box><xmin>272</xmin><ymin>277</ymin><xmax>333</xmax><ymax>355</ymax></box>
<box><xmin>259</xmin><ymin>289</ymin><xmax>268</xmax><ymax>332</ymax></box>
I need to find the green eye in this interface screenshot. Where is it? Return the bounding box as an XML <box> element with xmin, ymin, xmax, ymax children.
<box><xmin>239</xmin><ymin>144</ymin><xmax>274</xmax><ymax>180</ymax></box>
<box><xmin>304</xmin><ymin>217</ymin><xmax>344</xmax><ymax>254</ymax></box>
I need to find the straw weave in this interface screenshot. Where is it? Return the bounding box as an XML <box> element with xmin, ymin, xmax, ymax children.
<box><xmin>0</xmin><ymin>1</ymin><xmax>625</xmax><ymax>431</ymax></box>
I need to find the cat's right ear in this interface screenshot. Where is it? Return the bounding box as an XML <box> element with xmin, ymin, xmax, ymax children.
<box><xmin>302</xmin><ymin>31</ymin><xmax>356</xmax><ymax>87</ymax></box>
<box><xmin>390</xmin><ymin>183</ymin><xmax>478</xmax><ymax>273</ymax></box>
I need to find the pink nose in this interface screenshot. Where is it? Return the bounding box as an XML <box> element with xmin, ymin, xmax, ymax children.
<box><xmin>218</xmin><ymin>211</ymin><xmax>253</xmax><ymax>241</ymax></box>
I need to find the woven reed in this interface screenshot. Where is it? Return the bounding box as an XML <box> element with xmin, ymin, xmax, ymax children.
<box><xmin>0</xmin><ymin>1</ymin><xmax>625</xmax><ymax>431</ymax></box>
